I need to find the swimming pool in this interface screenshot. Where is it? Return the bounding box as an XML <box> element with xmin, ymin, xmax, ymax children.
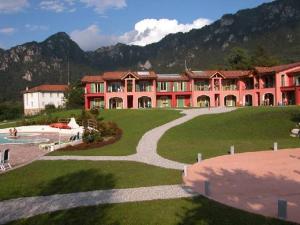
<box><xmin>0</xmin><ymin>133</ymin><xmax>50</xmax><ymax>144</ymax></box>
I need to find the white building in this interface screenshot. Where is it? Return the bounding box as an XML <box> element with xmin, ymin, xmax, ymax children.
<box><xmin>23</xmin><ymin>84</ymin><xmax>68</xmax><ymax>116</ymax></box>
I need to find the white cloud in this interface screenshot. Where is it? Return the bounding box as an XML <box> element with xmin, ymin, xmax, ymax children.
<box><xmin>71</xmin><ymin>18</ymin><xmax>212</xmax><ymax>50</ymax></box>
<box><xmin>39</xmin><ymin>0</ymin><xmax>126</xmax><ymax>13</ymax></box>
<box><xmin>25</xmin><ymin>24</ymin><xmax>49</xmax><ymax>31</ymax></box>
<box><xmin>0</xmin><ymin>27</ymin><xmax>16</xmax><ymax>35</ymax></box>
<box><xmin>0</xmin><ymin>0</ymin><xmax>29</xmax><ymax>13</ymax></box>
<box><xmin>121</xmin><ymin>18</ymin><xmax>212</xmax><ymax>46</ymax></box>
<box><xmin>80</xmin><ymin>0</ymin><xmax>126</xmax><ymax>14</ymax></box>
<box><xmin>70</xmin><ymin>24</ymin><xmax>118</xmax><ymax>51</ymax></box>
<box><xmin>39</xmin><ymin>0</ymin><xmax>66</xmax><ymax>13</ymax></box>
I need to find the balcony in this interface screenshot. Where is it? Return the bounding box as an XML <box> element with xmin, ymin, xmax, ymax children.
<box><xmin>222</xmin><ymin>85</ymin><xmax>237</xmax><ymax>91</ymax></box>
<box><xmin>194</xmin><ymin>85</ymin><xmax>210</xmax><ymax>91</ymax></box>
<box><xmin>107</xmin><ymin>87</ymin><xmax>124</xmax><ymax>93</ymax></box>
<box><xmin>263</xmin><ymin>83</ymin><xmax>275</xmax><ymax>89</ymax></box>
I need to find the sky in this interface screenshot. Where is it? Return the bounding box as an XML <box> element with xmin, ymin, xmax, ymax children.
<box><xmin>0</xmin><ymin>0</ymin><xmax>273</xmax><ymax>51</ymax></box>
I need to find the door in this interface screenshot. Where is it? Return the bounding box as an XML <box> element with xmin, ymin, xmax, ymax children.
<box><xmin>127</xmin><ymin>96</ymin><xmax>133</xmax><ymax>108</ymax></box>
<box><xmin>177</xmin><ymin>96</ymin><xmax>185</xmax><ymax>108</ymax></box>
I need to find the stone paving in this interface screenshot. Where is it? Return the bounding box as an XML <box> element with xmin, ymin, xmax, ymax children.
<box><xmin>41</xmin><ymin>108</ymin><xmax>236</xmax><ymax>170</ymax></box>
<box><xmin>1</xmin><ymin>133</ymin><xmax>70</xmax><ymax>167</ymax></box>
<box><xmin>0</xmin><ymin>185</ymin><xmax>197</xmax><ymax>225</ymax></box>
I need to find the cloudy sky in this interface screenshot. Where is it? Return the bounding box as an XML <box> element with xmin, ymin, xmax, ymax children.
<box><xmin>0</xmin><ymin>0</ymin><xmax>272</xmax><ymax>51</ymax></box>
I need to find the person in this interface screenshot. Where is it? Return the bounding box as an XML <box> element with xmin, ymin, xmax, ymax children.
<box><xmin>13</xmin><ymin>128</ymin><xmax>17</xmax><ymax>137</ymax></box>
<box><xmin>9</xmin><ymin>129</ymin><xmax>13</xmax><ymax>136</ymax></box>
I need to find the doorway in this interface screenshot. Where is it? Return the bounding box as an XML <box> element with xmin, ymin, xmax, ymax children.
<box><xmin>127</xmin><ymin>96</ymin><xmax>133</xmax><ymax>108</ymax></box>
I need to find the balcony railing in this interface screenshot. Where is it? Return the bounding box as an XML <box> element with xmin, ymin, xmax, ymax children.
<box><xmin>107</xmin><ymin>87</ymin><xmax>124</xmax><ymax>93</ymax></box>
<box><xmin>222</xmin><ymin>85</ymin><xmax>237</xmax><ymax>91</ymax></box>
<box><xmin>194</xmin><ymin>85</ymin><xmax>210</xmax><ymax>91</ymax></box>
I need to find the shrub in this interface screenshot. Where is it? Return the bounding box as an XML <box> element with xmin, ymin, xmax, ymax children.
<box><xmin>44</xmin><ymin>104</ymin><xmax>56</xmax><ymax>113</ymax></box>
<box><xmin>82</xmin><ymin>128</ymin><xmax>103</xmax><ymax>144</ymax></box>
<box><xmin>90</xmin><ymin>107</ymin><xmax>100</xmax><ymax>117</ymax></box>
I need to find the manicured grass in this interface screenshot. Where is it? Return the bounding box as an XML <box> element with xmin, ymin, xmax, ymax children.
<box><xmin>6</xmin><ymin>197</ymin><xmax>295</xmax><ymax>225</ymax></box>
<box><xmin>158</xmin><ymin>107</ymin><xmax>300</xmax><ymax>164</ymax></box>
<box><xmin>49</xmin><ymin>109</ymin><xmax>181</xmax><ymax>156</ymax></box>
<box><xmin>0</xmin><ymin>160</ymin><xmax>181</xmax><ymax>201</ymax></box>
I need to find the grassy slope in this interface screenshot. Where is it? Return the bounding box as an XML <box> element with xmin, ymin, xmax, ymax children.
<box><xmin>49</xmin><ymin>109</ymin><xmax>181</xmax><ymax>156</ymax></box>
<box><xmin>158</xmin><ymin>107</ymin><xmax>300</xmax><ymax>164</ymax></box>
<box><xmin>0</xmin><ymin>160</ymin><xmax>181</xmax><ymax>201</ymax></box>
<box><xmin>6</xmin><ymin>197</ymin><xmax>296</xmax><ymax>225</ymax></box>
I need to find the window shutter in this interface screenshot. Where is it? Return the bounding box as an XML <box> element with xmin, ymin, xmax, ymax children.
<box><xmin>157</xmin><ymin>82</ymin><xmax>161</xmax><ymax>91</ymax></box>
<box><xmin>91</xmin><ymin>83</ymin><xmax>96</xmax><ymax>93</ymax></box>
<box><xmin>166</xmin><ymin>82</ymin><xmax>169</xmax><ymax>91</ymax></box>
<box><xmin>147</xmin><ymin>82</ymin><xmax>151</xmax><ymax>92</ymax></box>
<box><xmin>174</xmin><ymin>82</ymin><xmax>178</xmax><ymax>92</ymax></box>
<box><xmin>100</xmin><ymin>83</ymin><xmax>104</xmax><ymax>93</ymax></box>
<box><xmin>183</xmin><ymin>82</ymin><xmax>187</xmax><ymax>91</ymax></box>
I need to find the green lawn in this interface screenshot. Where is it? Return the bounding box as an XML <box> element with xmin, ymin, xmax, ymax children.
<box><xmin>6</xmin><ymin>197</ymin><xmax>295</xmax><ymax>225</ymax></box>
<box><xmin>49</xmin><ymin>109</ymin><xmax>181</xmax><ymax>156</ymax></box>
<box><xmin>0</xmin><ymin>160</ymin><xmax>181</xmax><ymax>201</ymax></box>
<box><xmin>158</xmin><ymin>107</ymin><xmax>300</xmax><ymax>164</ymax></box>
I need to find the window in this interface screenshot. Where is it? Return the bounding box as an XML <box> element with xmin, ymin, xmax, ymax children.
<box><xmin>160</xmin><ymin>82</ymin><xmax>167</xmax><ymax>91</ymax></box>
<box><xmin>50</xmin><ymin>93</ymin><xmax>52</xmax><ymax>98</ymax></box>
<box><xmin>42</xmin><ymin>93</ymin><xmax>45</xmax><ymax>97</ymax></box>
<box><xmin>57</xmin><ymin>93</ymin><xmax>59</xmax><ymax>97</ymax></box>
<box><xmin>108</xmin><ymin>82</ymin><xmax>122</xmax><ymax>92</ymax></box>
<box><xmin>195</xmin><ymin>80</ymin><xmax>210</xmax><ymax>91</ymax></box>
<box><xmin>137</xmin><ymin>81</ymin><xmax>150</xmax><ymax>92</ymax></box>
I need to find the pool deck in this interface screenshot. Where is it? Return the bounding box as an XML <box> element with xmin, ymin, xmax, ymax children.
<box><xmin>184</xmin><ymin>148</ymin><xmax>300</xmax><ymax>224</ymax></box>
<box><xmin>0</xmin><ymin>133</ymin><xmax>71</xmax><ymax>168</ymax></box>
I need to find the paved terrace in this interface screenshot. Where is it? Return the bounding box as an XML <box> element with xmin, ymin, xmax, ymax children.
<box><xmin>184</xmin><ymin>149</ymin><xmax>300</xmax><ymax>224</ymax></box>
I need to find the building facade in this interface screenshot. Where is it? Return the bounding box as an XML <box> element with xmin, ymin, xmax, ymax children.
<box><xmin>82</xmin><ymin>62</ymin><xmax>300</xmax><ymax>110</ymax></box>
<box><xmin>23</xmin><ymin>85</ymin><xmax>68</xmax><ymax>115</ymax></box>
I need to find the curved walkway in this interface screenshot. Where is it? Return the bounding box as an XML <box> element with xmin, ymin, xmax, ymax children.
<box><xmin>0</xmin><ymin>185</ymin><xmax>197</xmax><ymax>225</ymax></box>
<box><xmin>0</xmin><ymin>108</ymin><xmax>236</xmax><ymax>224</ymax></box>
<box><xmin>184</xmin><ymin>148</ymin><xmax>300</xmax><ymax>224</ymax></box>
<box><xmin>41</xmin><ymin>107</ymin><xmax>236</xmax><ymax>170</ymax></box>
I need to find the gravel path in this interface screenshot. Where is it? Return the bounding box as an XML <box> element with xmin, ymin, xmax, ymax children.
<box><xmin>0</xmin><ymin>108</ymin><xmax>235</xmax><ymax>224</ymax></box>
<box><xmin>0</xmin><ymin>185</ymin><xmax>197</xmax><ymax>225</ymax></box>
<box><xmin>41</xmin><ymin>108</ymin><xmax>236</xmax><ymax>170</ymax></box>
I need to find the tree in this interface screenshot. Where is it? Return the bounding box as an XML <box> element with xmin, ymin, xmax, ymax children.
<box><xmin>251</xmin><ymin>46</ymin><xmax>279</xmax><ymax>67</ymax></box>
<box><xmin>65</xmin><ymin>80</ymin><xmax>84</xmax><ymax>109</ymax></box>
<box><xmin>225</xmin><ymin>47</ymin><xmax>252</xmax><ymax>70</ymax></box>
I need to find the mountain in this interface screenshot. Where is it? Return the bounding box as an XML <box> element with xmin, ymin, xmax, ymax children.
<box><xmin>1</xmin><ymin>0</ymin><xmax>300</xmax><ymax>101</ymax></box>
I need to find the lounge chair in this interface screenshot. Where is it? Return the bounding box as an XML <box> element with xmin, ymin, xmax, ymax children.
<box><xmin>0</xmin><ymin>149</ymin><xmax>12</xmax><ymax>171</ymax></box>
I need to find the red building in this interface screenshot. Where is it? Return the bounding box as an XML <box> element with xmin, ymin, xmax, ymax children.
<box><xmin>82</xmin><ymin>62</ymin><xmax>300</xmax><ymax>109</ymax></box>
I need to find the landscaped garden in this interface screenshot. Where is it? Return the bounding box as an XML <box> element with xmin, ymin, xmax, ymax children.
<box><xmin>158</xmin><ymin>106</ymin><xmax>300</xmax><ymax>163</ymax></box>
<box><xmin>49</xmin><ymin>109</ymin><xmax>181</xmax><ymax>156</ymax></box>
<box><xmin>6</xmin><ymin>197</ymin><xmax>296</xmax><ymax>225</ymax></box>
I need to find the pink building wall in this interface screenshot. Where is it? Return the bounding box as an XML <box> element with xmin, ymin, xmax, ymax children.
<box><xmin>83</xmin><ymin>65</ymin><xmax>300</xmax><ymax>109</ymax></box>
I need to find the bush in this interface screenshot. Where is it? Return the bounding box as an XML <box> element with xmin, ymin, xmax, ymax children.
<box><xmin>0</xmin><ymin>102</ymin><xmax>23</xmax><ymax>121</ymax></box>
<box><xmin>82</xmin><ymin>128</ymin><xmax>103</xmax><ymax>144</ymax></box>
<box><xmin>44</xmin><ymin>104</ymin><xmax>56</xmax><ymax>113</ymax></box>
<box><xmin>90</xmin><ymin>107</ymin><xmax>100</xmax><ymax>117</ymax></box>
<box><xmin>98</xmin><ymin>121</ymin><xmax>121</xmax><ymax>137</ymax></box>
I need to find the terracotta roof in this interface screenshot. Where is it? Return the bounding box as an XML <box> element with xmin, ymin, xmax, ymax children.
<box><xmin>81</xmin><ymin>75</ymin><xmax>104</xmax><ymax>83</ymax></box>
<box><xmin>255</xmin><ymin>62</ymin><xmax>300</xmax><ymax>74</ymax></box>
<box><xmin>157</xmin><ymin>73</ymin><xmax>189</xmax><ymax>81</ymax></box>
<box><xmin>102</xmin><ymin>71</ymin><xmax>157</xmax><ymax>80</ymax></box>
<box><xmin>24</xmin><ymin>85</ymin><xmax>68</xmax><ymax>93</ymax></box>
<box><xmin>187</xmin><ymin>70</ymin><xmax>250</xmax><ymax>79</ymax></box>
